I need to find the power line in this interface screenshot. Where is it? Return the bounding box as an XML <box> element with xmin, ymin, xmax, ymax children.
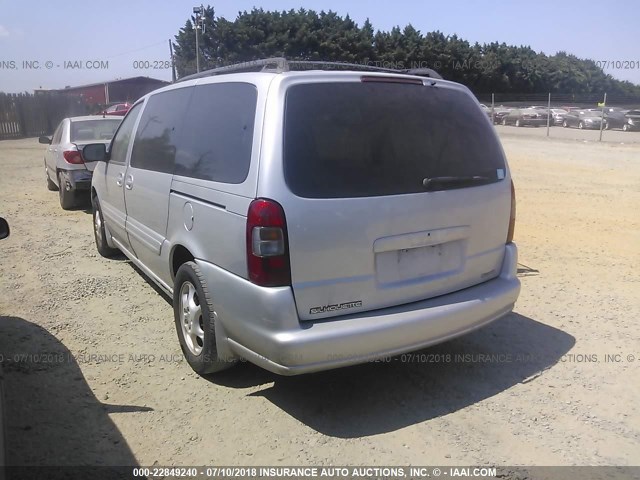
<box><xmin>104</xmin><ymin>40</ymin><xmax>170</xmax><ymax>59</ymax></box>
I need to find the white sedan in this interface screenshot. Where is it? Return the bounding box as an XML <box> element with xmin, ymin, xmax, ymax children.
<box><xmin>40</xmin><ymin>116</ymin><xmax>122</xmax><ymax>209</ymax></box>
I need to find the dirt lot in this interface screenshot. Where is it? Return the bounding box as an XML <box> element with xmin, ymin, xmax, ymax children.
<box><xmin>0</xmin><ymin>134</ymin><xmax>638</xmax><ymax>468</ymax></box>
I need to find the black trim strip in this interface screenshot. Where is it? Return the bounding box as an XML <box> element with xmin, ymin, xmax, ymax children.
<box><xmin>170</xmin><ymin>189</ymin><xmax>226</xmax><ymax>210</ymax></box>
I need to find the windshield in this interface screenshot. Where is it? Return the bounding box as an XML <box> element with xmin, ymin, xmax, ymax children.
<box><xmin>70</xmin><ymin>119</ymin><xmax>121</xmax><ymax>142</ymax></box>
<box><xmin>283</xmin><ymin>82</ymin><xmax>506</xmax><ymax>198</ymax></box>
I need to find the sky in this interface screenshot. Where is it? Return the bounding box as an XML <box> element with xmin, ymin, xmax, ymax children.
<box><xmin>0</xmin><ymin>0</ymin><xmax>638</xmax><ymax>93</ymax></box>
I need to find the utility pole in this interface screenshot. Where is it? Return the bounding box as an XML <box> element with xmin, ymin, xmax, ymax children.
<box><xmin>193</xmin><ymin>5</ymin><xmax>205</xmax><ymax>73</ymax></box>
<box><xmin>598</xmin><ymin>92</ymin><xmax>607</xmax><ymax>142</ymax></box>
<box><xmin>168</xmin><ymin>40</ymin><xmax>176</xmax><ymax>82</ymax></box>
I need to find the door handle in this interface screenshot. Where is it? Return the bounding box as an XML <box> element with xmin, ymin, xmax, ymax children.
<box><xmin>125</xmin><ymin>174</ymin><xmax>134</xmax><ymax>190</ymax></box>
<box><xmin>116</xmin><ymin>172</ymin><xmax>124</xmax><ymax>187</ymax></box>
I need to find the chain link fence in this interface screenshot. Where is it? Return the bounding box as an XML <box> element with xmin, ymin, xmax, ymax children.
<box><xmin>475</xmin><ymin>92</ymin><xmax>640</xmax><ymax>143</ymax></box>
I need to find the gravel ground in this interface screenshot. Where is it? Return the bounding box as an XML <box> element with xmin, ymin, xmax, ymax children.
<box><xmin>0</xmin><ymin>134</ymin><xmax>638</xmax><ymax>468</ymax></box>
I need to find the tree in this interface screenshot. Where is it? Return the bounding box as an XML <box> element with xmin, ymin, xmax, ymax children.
<box><xmin>172</xmin><ymin>6</ymin><xmax>640</xmax><ymax>99</ymax></box>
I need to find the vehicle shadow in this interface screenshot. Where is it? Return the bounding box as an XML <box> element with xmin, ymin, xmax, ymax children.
<box><xmin>0</xmin><ymin>316</ymin><xmax>149</xmax><ymax>467</ymax></box>
<box><xmin>212</xmin><ymin>312</ymin><xmax>575</xmax><ymax>438</ymax></box>
<box><xmin>70</xmin><ymin>191</ymin><xmax>93</xmax><ymax>213</ymax></box>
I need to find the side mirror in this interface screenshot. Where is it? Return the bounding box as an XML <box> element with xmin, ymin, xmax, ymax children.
<box><xmin>39</xmin><ymin>136</ymin><xmax>52</xmax><ymax>145</ymax></box>
<box><xmin>0</xmin><ymin>217</ymin><xmax>9</xmax><ymax>240</ymax></box>
<box><xmin>82</xmin><ymin>143</ymin><xmax>108</xmax><ymax>162</ymax></box>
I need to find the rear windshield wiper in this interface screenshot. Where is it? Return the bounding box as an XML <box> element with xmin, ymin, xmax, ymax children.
<box><xmin>422</xmin><ymin>175</ymin><xmax>492</xmax><ymax>191</ymax></box>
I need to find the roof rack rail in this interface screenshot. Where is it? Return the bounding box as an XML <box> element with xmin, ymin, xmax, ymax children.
<box><xmin>286</xmin><ymin>60</ymin><xmax>400</xmax><ymax>74</ymax></box>
<box><xmin>175</xmin><ymin>57</ymin><xmax>443</xmax><ymax>82</ymax></box>
<box><xmin>176</xmin><ymin>57</ymin><xmax>289</xmax><ymax>83</ymax></box>
<box><xmin>402</xmin><ymin>68</ymin><xmax>443</xmax><ymax>80</ymax></box>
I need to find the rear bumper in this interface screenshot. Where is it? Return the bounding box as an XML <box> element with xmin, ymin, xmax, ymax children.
<box><xmin>198</xmin><ymin>244</ymin><xmax>520</xmax><ymax>375</ymax></box>
<box><xmin>59</xmin><ymin>169</ymin><xmax>92</xmax><ymax>191</ymax></box>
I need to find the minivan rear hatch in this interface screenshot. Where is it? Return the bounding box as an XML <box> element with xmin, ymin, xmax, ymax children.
<box><xmin>280</xmin><ymin>78</ymin><xmax>511</xmax><ymax>321</ymax></box>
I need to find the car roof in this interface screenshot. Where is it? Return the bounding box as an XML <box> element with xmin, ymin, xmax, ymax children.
<box><xmin>133</xmin><ymin>58</ymin><xmax>458</xmax><ymax>105</ymax></box>
<box><xmin>141</xmin><ymin>70</ymin><xmax>464</xmax><ymax>106</ymax></box>
<box><xmin>67</xmin><ymin>116</ymin><xmax>123</xmax><ymax>122</ymax></box>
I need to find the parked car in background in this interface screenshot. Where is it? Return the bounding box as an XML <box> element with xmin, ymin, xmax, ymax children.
<box><xmin>39</xmin><ymin>116</ymin><xmax>122</xmax><ymax>209</ymax></box>
<box><xmin>622</xmin><ymin>110</ymin><xmax>640</xmax><ymax>131</ymax></box>
<box><xmin>479</xmin><ymin>103</ymin><xmax>492</xmax><ymax>119</ymax></box>
<box><xmin>598</xmin><ymin>108</ymin><xmax>628</xmax><ymax>130</ymax></box>
<box><xmin>492</xmin><ymin>107</ymin><xmax>512</xmax><ymax>124</ymax></box>
<box><xmin>550</xmin><ymin>108</ymin><xmax>569</xmax><ymax>125</ymax></box>
<box><xmin>100</xmin><ymin>103</ymin><xmax>132</xmax><ymax>116</ymax></box>
<box><xmin>562</xmin><ymin>110</ymin><xmax>603</xmax><ymax>129</ymax></box>
<box><xmin>83</xmin><ymin>61</ymin><xmax>520</xmax><ymax>377</ymax></box>
<box><xmin>502</xmin><ymin>108</ymin><xmax>547</xmax><ymax>127</ymax></box>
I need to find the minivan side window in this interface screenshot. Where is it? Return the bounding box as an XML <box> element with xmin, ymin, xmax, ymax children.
<box><xmin>110</xmin><ymin>103</ymin><xmax>143</xmax><ymax>164</ymax></box>
<box><xmin>130</xmin><ymin>87</ymin><xmax>192</xmax><ymax>173</ymax></box>
<box><xmin>174</xmin><ymin>83</ymin><xmax>257</xmax><ymax>184</ymax></box>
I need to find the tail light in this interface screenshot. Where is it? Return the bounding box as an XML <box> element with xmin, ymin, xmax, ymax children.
<box><xmin>246</xmin><ymin>199</ymin><xmax>291</xmax><ymax>287</ymax></box>
<box><xmin>507</xmin><ymin>179</ymin><xmax>516</xmax><ymax>243</ymax></box>
<box><xmin>63</xmin><ymin>150</ymin><xmax>84</xmax><ymax>165</ymax></box>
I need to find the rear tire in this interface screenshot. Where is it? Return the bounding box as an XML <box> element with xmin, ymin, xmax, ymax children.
<box><xmin>58</xmin><ymin>172</ymin><xmax>75</xmax><ymax>210</ymax></box>
<box><xmin>578</xmin><ymin>121</ymin><xmax>584</xmax><ymax>129</ymax></box>
<box><xmin>92</xmin><ymin>197</ymin><xmax>119</xmax><ymax>258</ymax></box>
<box><xmin>563</xmin><ymin>120</ymin><xmax>568</xmax><ymax>128</ymax></box>
<box><xmin>623</xmin><ymin>124</ymin><xmax>630</xmax><ymax>132</ymax></box>
<box><xmin>502</xmin><ymin>118</ymin><xmax>507</xmax><ymax>126</ymax></box>
<box><xmin>515</xmin><ymin>119</ymin><xmax>521</xmax><ymax>127</ymax></box>
<box><xmin>173</xmin><ymin>261</ymin><xmax>236</xmax><ymax>375</ymax></box>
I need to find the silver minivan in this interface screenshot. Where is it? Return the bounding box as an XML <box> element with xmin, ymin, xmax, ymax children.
<box><xmin>83</xmin><ymin>59</ymin><xmax>520</xmax><ymax>376</ymax></box>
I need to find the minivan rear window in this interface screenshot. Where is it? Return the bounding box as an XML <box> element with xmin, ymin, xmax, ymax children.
<box><xmin>284</xmin><ymin>82</ymin><xmax>506</xmax><ymax>198</ymax></box>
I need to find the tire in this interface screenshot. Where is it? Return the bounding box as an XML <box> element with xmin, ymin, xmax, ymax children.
<box><xmin>502</xmin><ymin>118</ymin><xmax>507</xmax><ymax>126</ymax></box>
<box><xmin>92</xmin><ymin>196</ymin><xmax>119</xmax><ymax>258</ymax></box>
<box><xmin>623</xmin><ymin>124</ymin><xmax>629</xmax><ymax>132</ymax></box>
<box><xmin>578</xmin><ymin>121</ymin><xmax>584</xmax><ymax>130</ymax></box>
<box><xmin>45</xmin><ymin>164</ymin><xmax>57</xmax><ymax>191</ymax></box>
<box><xmin>173</xmin><ymin>261</ymin><xmax>236</xmax><ymax>375</ymax></box>
<box><xmin>515</xmin><ymin>119</ymin><xmax>521</xmax><ymax>127</ymax></box>
<box><xmin>58</xmin><ymin>172</ymin><xmax>75</xmax><ymax>210</ymax></box>
<box><xmin>563</xmin><ymin>120</ymin><xmax>568</xmax><ymax>128</ymax></box>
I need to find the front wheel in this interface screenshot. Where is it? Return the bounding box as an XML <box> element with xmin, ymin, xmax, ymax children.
<box><xmin>515</xmin><ymin>119</ymin><xmax>521</xmax><ymax>127</ymax></box>
<box><xmin>578</xmin><ymin>121</ymin><xmax>584</xmax><ymax>129</ymax></box>
<box><xmin>173</xmin><ymin>261</ymin><xmax>236</xmax><ymax>375</ymax></box>
<box><xmin>502</xmin><ymin>118</ymin><xmax>507</xmax><ymax>126</ymax></box>
<box><xmin>623</xmin><ymin>124</ymin><xmax>630</xmax><ymax>132</ymax></box>
<box><xmin>92</xmin><ymin>197</ymin><xmax>119</xmax><ymax>258</ymax></box>
<box><xmin>563</xmin><ymin>120</ymin><xmax>568</xmax><ymax>128</ymax></box>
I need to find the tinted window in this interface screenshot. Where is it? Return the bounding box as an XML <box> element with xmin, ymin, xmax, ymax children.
<box><xmin>131</xmin><ymin>88</ymin><xmax>192</xmax><ymax>173</ymax></box>
<box><xmin>70</xmin><ymin>119</ymin><xmax>121</xmax><ymax>142</ymax></box>
<box><xmin>284</xmin><ymin>83</ymin><xmax>506</xmax><ymax>198</ymax></box>
<box><xmin>174</xmin><ymin>83</ymin><xmax>257</xmax><ymax>183</ymax></box>
<box><xmin>110</xmin><ymin>103</ymin><xmax>142</xmax><ymax>164</ymax></box>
